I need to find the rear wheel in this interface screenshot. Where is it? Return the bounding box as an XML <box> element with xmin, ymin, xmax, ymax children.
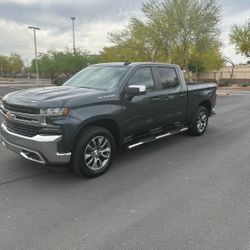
<box><xmin>188</xmin><ymin>106</ymin><xmax>209</xmax><ymax>136</ymax></box>
<box><xmin>71</xmin><ymin>126</ymin><xmax>116</xmax><ymax>178</ymax></box>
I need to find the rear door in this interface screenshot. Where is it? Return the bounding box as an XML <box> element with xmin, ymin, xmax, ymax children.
<box><xmin>154</xmin><ymin>66</ymin><xmax>187</xmax><ymax>127</ymax></box>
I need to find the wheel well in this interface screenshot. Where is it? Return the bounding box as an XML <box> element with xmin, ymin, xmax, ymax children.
<box><xmin>199</xmin><ymin>101</ymin><xmax>211</xmax><ymax>115</ymax></box>
<box><xmin>80</xmin><ymin>119</ymin><xmax>120</xmax><ymax>146</ymax></box>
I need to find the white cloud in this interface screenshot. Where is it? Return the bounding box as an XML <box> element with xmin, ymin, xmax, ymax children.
<box><xmin>0</xmin><ymin>17</ymin><xmax>128</xmax><ymax>61</ymax></box>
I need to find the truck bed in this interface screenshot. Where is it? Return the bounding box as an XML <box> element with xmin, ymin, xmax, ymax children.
<box><xmin>187</xmin><ymin>82</ymin><xmax>217</xmax><ymax>91</ymax></box>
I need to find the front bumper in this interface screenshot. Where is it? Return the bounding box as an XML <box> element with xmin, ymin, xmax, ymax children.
<box><xmin>0</xmin><ymin>122</ymin><xmax>71</xmax><ymax>164</ymax></box>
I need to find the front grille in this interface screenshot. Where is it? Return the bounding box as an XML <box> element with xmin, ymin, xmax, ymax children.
<box><xmin>5</xmin><ymin>120</ymin><xmax>40</xmax><ymax>137</ymax></box>
<box><xmin>3</xmin><ymin>102</ymin><xmax>39</xmax><ymax>114</ymax></box>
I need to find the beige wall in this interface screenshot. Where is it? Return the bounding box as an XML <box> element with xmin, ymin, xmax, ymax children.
<box><xmin>190</xmin><ymin>65</ymin><xmax>250</xmax><ymax>81</ymax></box>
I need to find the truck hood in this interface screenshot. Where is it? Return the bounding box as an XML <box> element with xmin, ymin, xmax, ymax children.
<box><xmin>4</xmin><ymin>86</ymin><xmax>108</xmax><ymax>108</ymax></box>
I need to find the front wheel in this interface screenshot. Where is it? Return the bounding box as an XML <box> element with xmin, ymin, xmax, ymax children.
<box><xmin>188</xmin><ymin>106</ymin><xmax>209</xmax><ymax>136</ymax></box>
<box><xmin>71</xmin><ymin>126</ymin><xmax>116</xmax><ymax>178</ymax></box>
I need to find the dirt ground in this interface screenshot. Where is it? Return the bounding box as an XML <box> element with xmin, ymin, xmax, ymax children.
<box><xmin>218</xmin><ymin>84</ymin><xmax>250</xmax><ymax>91</ymax></box>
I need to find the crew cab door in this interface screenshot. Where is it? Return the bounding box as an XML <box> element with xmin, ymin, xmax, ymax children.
<box><xmin>153</xmin><ymin>66</ymin><xmax>187</xmax><ymax>126</ymax></box>
<box><xmin>120</xmin><ymin>66</ymin><xmax>165</xmax><ymax>141</ymax></box>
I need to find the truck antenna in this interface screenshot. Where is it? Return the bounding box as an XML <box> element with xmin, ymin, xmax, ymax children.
<box><xmin>124</xmin><ymin>61</ymin><xmax>131</xmax><ymax>65</ymax></box>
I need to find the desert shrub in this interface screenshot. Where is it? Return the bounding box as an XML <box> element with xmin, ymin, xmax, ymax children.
<box><xmin>241</xmin><ymin>82</ymin><xmax>250</xmax><ymax>87</ymax></box>
<box><xmin>218</xmin><ymin>79</ymin><xmax>233</xmax><ymax>87</ymax></box>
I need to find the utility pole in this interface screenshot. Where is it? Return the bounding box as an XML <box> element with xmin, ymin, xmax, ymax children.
<box><xmin>28</xmin><ymin>26</ymin><xmax>40</xmax><ymax>83</ymax></box>
<box><xmin>71</xmin><ymin>17</ymin><xmax>76</xmax><ymax>53</ymax></box>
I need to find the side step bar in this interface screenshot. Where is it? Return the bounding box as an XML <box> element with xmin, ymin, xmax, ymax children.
<box><xmin>128</xmin><ymin>127</ymin><xmax>188</xmax><ymax>149</ymax></box>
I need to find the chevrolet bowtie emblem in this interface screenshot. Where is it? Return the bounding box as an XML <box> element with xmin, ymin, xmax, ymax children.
<box><xmin>6</xmin><ymin>112</ymin><xmax>15</xmax><ymax>120</ymax></box>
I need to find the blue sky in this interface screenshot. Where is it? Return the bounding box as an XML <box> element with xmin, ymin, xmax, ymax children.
<box><xmin>0</xmin><ymin>0</ymin><xmax>249</xmax><ymax>64</ymax></box>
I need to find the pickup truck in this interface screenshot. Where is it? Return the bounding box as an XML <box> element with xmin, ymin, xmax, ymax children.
<box><xmin>0</xmin><ymin>62</ymin><xmax>216</xmax><ymax>177</ymax></box>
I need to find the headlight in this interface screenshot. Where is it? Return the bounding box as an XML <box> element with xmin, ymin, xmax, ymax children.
<box><xmin>40</xmin><ymin>107</ymin><xmax>69</xmax><ymax>116</ymax></box>
<box><xmin>2</xmin><ymin>94</ymin><xmax>8</xmax><ymax>102</ymax></box>
<box><xmin>1</xmin><ymin>95</ymin><xmax>7</xmax><ymax>107</ymax></box>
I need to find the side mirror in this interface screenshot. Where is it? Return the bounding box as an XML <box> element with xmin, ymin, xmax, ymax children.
<box><xmin>125</xmin><ymin>85</ymin><xmax>146</xmax><ymax>96</ymax></box>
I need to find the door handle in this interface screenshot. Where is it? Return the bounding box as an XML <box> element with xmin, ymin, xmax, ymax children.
<box><xmin>179</xmin><ymin>93</ymin><xmax>187</xmax><ymax>97</ymax></box>
<box><xmin>152</xmin><ymin>97</ymin><xmax>161</xmax><ymax>102</ymax></box>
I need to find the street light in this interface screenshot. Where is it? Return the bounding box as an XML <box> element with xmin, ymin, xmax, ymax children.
<box><xmin>25</xmin><ymin>59</ymin><xmax>30</xmax><ymax>79</ymax></box>
<box><xmin>28</xmin><ymin>26</ymin><xmax>40</xmax><ymax>83</ymax></box>
<box><xmin>71</xmin><ymin>17</ymin><xmax>76</xmax><ymax>53</ymax></box>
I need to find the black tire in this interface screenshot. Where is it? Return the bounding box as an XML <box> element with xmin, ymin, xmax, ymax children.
<box><xmin>188</xmin><ymin>106</ymin><xmax>209</xmax><ymax>136</ymax></box>
<box><xmin>71</xmin><ymin>126</ymin><xmax>116</xmax><ymax>178</ymax></box>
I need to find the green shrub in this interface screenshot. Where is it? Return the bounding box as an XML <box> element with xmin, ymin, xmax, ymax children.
<box><xmin>241</xmin><ymin>82</ymin><xmax>250</xmax><ymax>87</ymax></box>
<box><xmin>199</xmin><ymin>79</ymin><xmax>218</xmax><ymax>84</ymax></box>
<box><xmin>218</xmin><ymin>79</ymin><xmax>233</xmax><ymax>87</ymax></box>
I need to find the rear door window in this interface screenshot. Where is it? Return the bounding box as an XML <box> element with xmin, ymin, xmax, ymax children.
<box><xmin>157</xmin><ymin>67</ymin><xmax>180</xmax><ymax>90</ymax></box>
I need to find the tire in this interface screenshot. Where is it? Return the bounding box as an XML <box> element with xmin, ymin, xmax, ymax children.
<box><xmin>71</xmin><ymin>126</ymin><xmax>116</xmax><ymax>178</ymax></box>
<box><xmin>188</xmin><ymin>106</ymin><xmax>209</xmax><ymax>136</ymax></box>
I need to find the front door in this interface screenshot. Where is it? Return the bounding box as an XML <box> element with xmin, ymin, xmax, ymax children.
<box><xmin>120</xmin><ymin>66</ymin><xmax>165</xmax><ymax>141</ymax></box>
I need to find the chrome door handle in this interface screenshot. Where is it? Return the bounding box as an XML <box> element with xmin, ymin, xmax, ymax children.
<box><xmin>152</xmin><ymin>97</ymin><xmax>161</xmax><ymax>102</ymax></box>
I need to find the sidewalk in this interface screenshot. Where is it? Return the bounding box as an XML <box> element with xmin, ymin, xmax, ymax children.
<box><xmin>217</xmin><ymin>89</ymin><xmax>250</xmax><ymax>96</ymax></box>
<box><xmin>217</xmin><ymin>89</ymin><xmax>230</xmax><ymax>96</ymax></box>
<box><xmin>0</xmin><ymin>78</ymin><xmax>52</xmax><ymax>86</ymax></box>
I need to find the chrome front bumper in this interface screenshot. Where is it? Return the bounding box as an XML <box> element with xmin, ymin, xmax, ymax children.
<box><xmin>0</xmin><ymin>122</ymin><xmax>71</xmax><ymax>164</ymax></box>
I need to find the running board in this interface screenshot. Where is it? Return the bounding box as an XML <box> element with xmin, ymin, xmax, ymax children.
<box><xmin>128</xmin><ymin>127</ymin><xmax>188</xmax><ymax>149</ymax></box>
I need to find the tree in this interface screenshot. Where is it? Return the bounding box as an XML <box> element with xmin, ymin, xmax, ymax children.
<box><xmin>56</xmin><ymin>48</ymin><xmax>89</xmax><ymax>76</ymax></box>
<box><xmin>224</xmin><ymin>57</ymin><xmax>235</xmax><ymax>79</ymax></box>
<box><xmin>101</xmin><ymin>0</ymin><xmax>222</xmax><ymax>72</ymax></box>
<box><xmin>37</xmin><ymin>49</ymin><xmax>59</xmax><ymax>83</ymax></box>
<box><xmin>188</xmin><ymin>46</ymin><xmax>224</xmax><ymax>74</ymax></box>
<box><xmin>143</xmin><ymin>0</ymin><xmax>221</xmax><ymax>69</ymax></box>
<box><xmin>0</xmin><ymin>53</ymin><xmax>23</xmax><ymax>77</ymax></box>
<box><xmin>0</xmin><ymin>55</ymin><xmax>8</xmax><ymax>77</ymax></box>
<box><xmin>31</xmin><ymin>48</ymin><xmax>92</xmax><ymax>84</ymax></box>
<box><xmin>109</xmin><ymin>18</ymin><xmax>168</xmax><ymax>62</ymax></box>
<box><xmin>230</xmin><ymin>19</ymin><xmax>250</xmax><ymax>58</ymax></box>
<box><xmin>100</xmin><ymin>16</ymin><xmax>169</xmax><ymax>62</ymax></box>
<box><xmin>8</xmin><ymin>53</ymin><xmax>24</xmax><ymax>76</ymax></box>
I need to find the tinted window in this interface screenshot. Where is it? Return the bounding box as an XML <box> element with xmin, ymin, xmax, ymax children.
<box><xmin>157</xmin><ymin>67</ymin><xmax>179</xmax><ymax>89</ymax></box>
<box><xmin>128</xmin><ymin>67</ymin><xmax>154</xmax><ymax>91</ymax></box>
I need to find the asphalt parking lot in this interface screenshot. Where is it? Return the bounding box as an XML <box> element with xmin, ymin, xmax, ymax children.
<box><xmin>0</xmin><ymin>86</ymin><xmax>250</xmax><ymax>250</ymax></box>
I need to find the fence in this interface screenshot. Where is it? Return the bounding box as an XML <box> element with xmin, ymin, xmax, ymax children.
<box><xmin>189</xmin><ymin>65</ymin><xmax>250</xmax><ymax>82</ymax></box>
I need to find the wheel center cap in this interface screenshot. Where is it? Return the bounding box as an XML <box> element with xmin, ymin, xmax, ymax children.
<box><xmin>93</xmin><ymin>150</ymin><xmax>99</xmax><ymax>157</ymax></box>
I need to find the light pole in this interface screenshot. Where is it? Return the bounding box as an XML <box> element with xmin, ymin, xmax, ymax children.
<box><xmin>71</xmin><ymin>17</ymin><xmax>76</xmax><ymax>53</ymax></box>
<box><xmin>25</xmin><ymin>59</ymin><xmax>30</xmax><ymax>79</ymax></box>
<box><xmin>28</xmin><ymin>26</ymin><xmax>40</xmax><ymax>83</ymax></box>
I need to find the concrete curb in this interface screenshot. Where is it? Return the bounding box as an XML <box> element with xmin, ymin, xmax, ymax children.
<box><xmin>0</xmin><ymin>84</ymin><xmax>53</xmax><ymax>87</ymax></box>
<box><xmin>216</xmin><ymin>91</ymin><xmax>230</xmax><ymax>96</ymax></box>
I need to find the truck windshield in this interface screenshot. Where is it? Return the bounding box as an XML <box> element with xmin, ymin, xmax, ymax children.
<box><xmin>64</xmin><ymin>66</ymin><xmax>128</xmax><ymax>90</ymax></box>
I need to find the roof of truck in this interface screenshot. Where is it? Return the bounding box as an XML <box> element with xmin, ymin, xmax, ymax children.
<box><xmin>91</xmin><ymin>62</ymin><xmax>179</xmax><ymax>67</ymax></box>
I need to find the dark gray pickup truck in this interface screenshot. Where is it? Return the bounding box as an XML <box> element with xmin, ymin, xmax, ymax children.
<box><xmin>0</xmin><ymin>62</ymin><xmax>216</xmax><ymax>177</ymax></box>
